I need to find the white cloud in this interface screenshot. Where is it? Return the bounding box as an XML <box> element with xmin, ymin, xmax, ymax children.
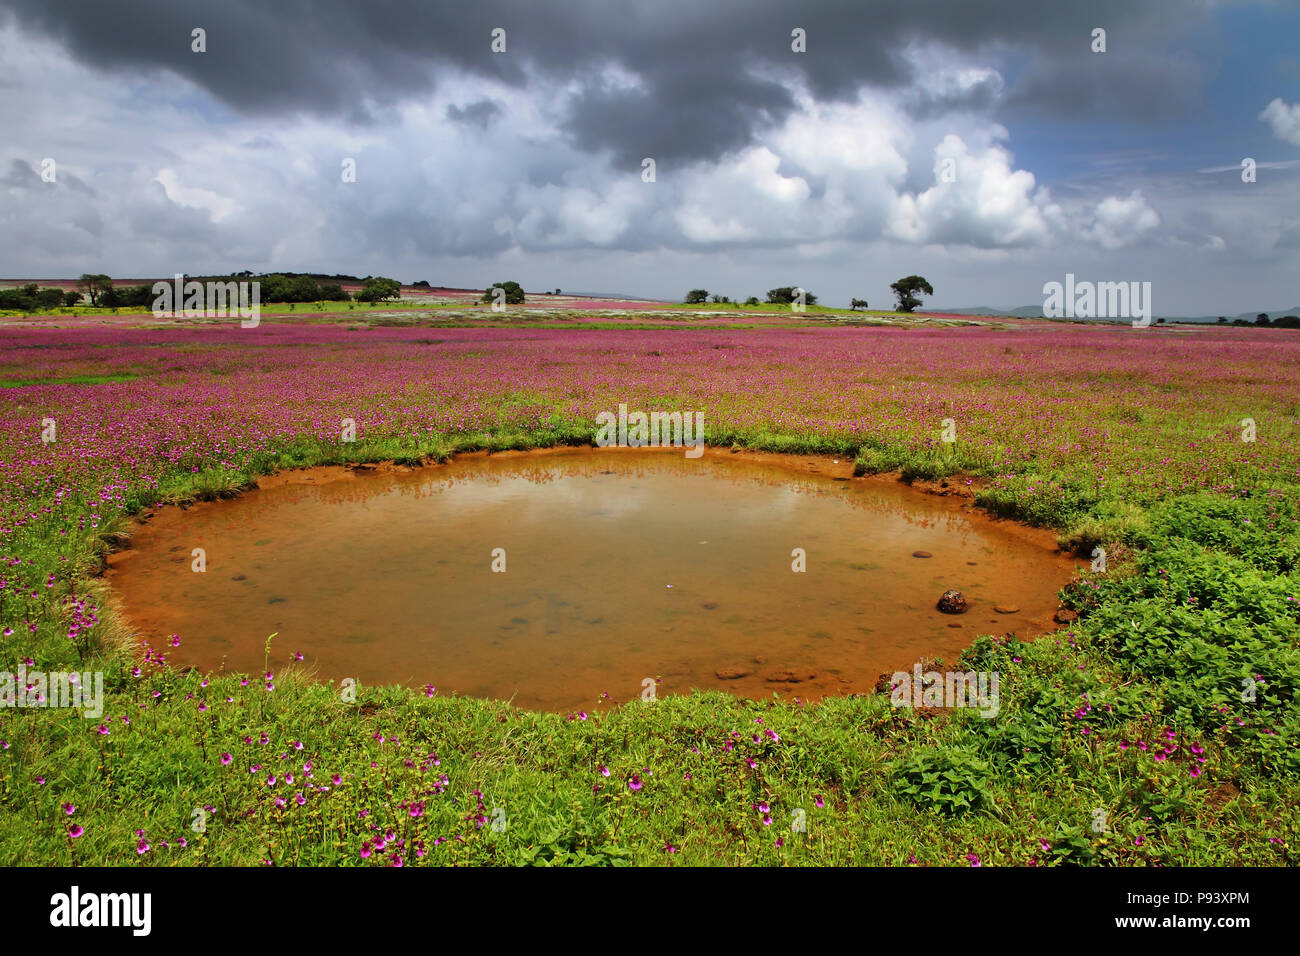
<box><xmin>1260</xmin><ymin>98</ymin><xmax>1300</xmax><ymax>147</ymax></box>
<box><xmin>886</xmin><ymin>134</ymin><xmax>1058</xmax><ymax>247</ymax></box>
<box><xmin>1079</xmin><ymin>190</ymin><xmax>1161</xmax><ymax>250</ymax></box>
<box><xmin>153</xmin><ymin>169</ymin><xmax>237</xmax><ymax>222</ymax></box>
<box><xmin>672</xmin><ymin>146</ymin><xmax>811</xmax><ymax>243</ymax></box>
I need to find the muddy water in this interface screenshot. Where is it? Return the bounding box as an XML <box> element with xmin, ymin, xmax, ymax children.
<box><xmin>105</xmin><ymin>448</ymin><xmax>1080</xmax><ymax>712</ymax></box>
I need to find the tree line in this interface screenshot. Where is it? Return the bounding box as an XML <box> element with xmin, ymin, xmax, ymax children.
<box><xmin>683</xmin><ymin>275</ymin><xmax>935</xmax><ymax>312</ymax></box>
<box><xmin>0</xmin><ymin>274</ymin><xmax>408</xmax><ymax>312</ymax></box>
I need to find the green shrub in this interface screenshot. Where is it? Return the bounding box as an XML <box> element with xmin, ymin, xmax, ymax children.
<box><xmin>890</xmin><ymin>746</ymin><xmax>991</xmax><ymax>815</ymax></box>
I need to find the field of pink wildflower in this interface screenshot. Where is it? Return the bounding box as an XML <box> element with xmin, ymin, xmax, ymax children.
<box><xmin>4</xmin><ymin>323</ymin><xmax>1297</xmax><ymax>523</ymax></box>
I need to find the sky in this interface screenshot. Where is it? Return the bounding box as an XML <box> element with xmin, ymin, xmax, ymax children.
<box><xmin>0</xmin><ymin>0</ymin><xmax>1297</xmax><ymax>313</ymax></box>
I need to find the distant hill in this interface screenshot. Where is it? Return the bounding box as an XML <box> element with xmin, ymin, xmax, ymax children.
<box><xmin>941</xmin><ymin>305</ymin><xmax>1046</xmax><ymax>319</ymax></box>
<box><xmin>939</xmin><ymin>305</ymin><xmax>1300</xmax><ymax>324</ymax></box>
<box><xmin>556</xmin><ymin>290</ymin><xmax>665</xmax><ymax>302</ymax></box>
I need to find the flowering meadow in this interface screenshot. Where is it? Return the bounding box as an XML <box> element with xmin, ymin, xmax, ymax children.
<box><xmin>1</xmin><ymin>316</ymin><xmax>1297</xmax><ymax>865</ymax></box>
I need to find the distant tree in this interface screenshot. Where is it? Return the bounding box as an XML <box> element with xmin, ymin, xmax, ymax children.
<box><xmin>63</xmin><ymin>290</ymin><xmax>82</xmax><ymax>308</ymax></box>
<box><xmin>0</xmin><ymin>285</ymin><xmax>37</xmax><ymax>310</ymax></box>
<box><xmin>288</xmin><ymin>275</ymin><xmax>319</xmax><ymax>302</ymax></box>
<box><xmin>481</xmin><ymin>280</ymin><xmax>525</xmax><ymax>305</ymax></box>
<box><xmin>35</xmin><ymin>288</ymin><xmax>63</xmax><ymax>310</ymax></box>
<box><xmin>1273</xmin><ymin>315</ymin><xmax>1300</xmax><ymax>328</ymax></box>
<box><xmin>112</xmin><ymin>284</ymin><xmax>154</xmax><ymax>308</ymax></box>
<box><xmin>1255</xmin><ymin>312</ymin><xmax>1271</xmax><ymax>326</ymax></box>
<box><xmin>684</xmin><ymin>289</ymin><xmax>709</xmax><ymax>304</ymax></box>
<box><xmin>411</xmin><ymin>280</ymin><xmax>431</xmax><ymax>288</ymax></box>
<box><xmin>1217</xmin><ymin>316</ymin><xmax>1227</xmax><ymax>324</ymax></box>
<box><xmin>255</xmin><ymin>273</ymin><xmax>341</xmax><ymax>303</ymax></box>
<box><xmin>79</xmin><ymin>273</ymin><xmax>112</xmax><ymax>307</ymax></box>
<box><xmin>358</xmin><ymin>277</ymin><xmax>403</xmax><ymax>303</ymax></box>
<box><xmin>766</xmin><ymin>286</ymin><xmax>818</xmax><ymax>306</ymax></box>
<box><xmin>1156</xmin><ymin>317</ymin><xmax>1165</xmax><ymax>324</ymax></box>
<box><xmin>850</xmin><ymin>298</ymin><xmax>869</xmax><ymax>310</ymax></box>
<box><xmin>744</xmin><ymin>296</ymin><xmax>760</xmax><ymax>306</ymax></box>
<box><xmin>890</xmin><ymin>275</ymin><xmax>934</xmax><ymax>313</ymax></box>
<box><xmin>555</xmin><ymin>288</ymin><xmax>562</xmax><ymax>295</ymax></box>
<box><xmin>316</xmin><ymin>282</ymin><xmax>350</xmax><ymax>302</ymax></box>
<box><xmin>710</xmin><ymin>294</ymin><xmax>732</xmax><ymax>304</ymax></box>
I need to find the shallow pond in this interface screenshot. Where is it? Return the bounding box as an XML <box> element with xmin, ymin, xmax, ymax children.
<box><xmin>106</xmin><ymin>448</ymin><xmax>1080</xmax><ymax>711</ymax></box>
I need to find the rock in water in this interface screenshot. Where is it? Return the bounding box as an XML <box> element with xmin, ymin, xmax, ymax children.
<box><xmin>937</xmin><ymin>590</ymin><xmax>968</xmax><ymax>614</ymax></box>
<box><xmin>764</xmin><ymin>669</ymin><xmax>815</xmax><ymax>683</ymax></box>
<box><xmin>715</xmin><ymin>667</ymin><xmax>751</xmax><ymax>680</ymax></box>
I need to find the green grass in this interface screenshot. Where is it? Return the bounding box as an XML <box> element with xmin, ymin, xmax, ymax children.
<box><xmin>1</xmin><ymin>421</ymin><xmax>1298</xmax><ymax>866</ymax></box>
<box><xmin>0</xmin><ymin>373</ymin><xmax>141</xmax><ymax>388</ymax></box>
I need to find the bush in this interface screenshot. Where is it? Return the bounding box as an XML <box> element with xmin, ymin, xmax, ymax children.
<box><xmin>766</xmin><ymin>286</ymin><xmax>818</xmax><ymax>306</ymax></box>
<box><xmin>316</xmin><ymin>282</ymin><xmax>350</xmax><ymax>302</ymax></box>
<box><xmin>35</xmin><ymin>288</ymin><xmax>64</xmax><ymax>310</ymax></box>
<box><xmin>482</xmin><ymin>280</ymin><xmax>525</xmax><ymax>305</ymax></box>
<box><xmin>890</xmin><ymin>746</ymin><xmax>991</xmax><ymax>815</ymax></box>
<box><xmin>357</xmin><ymin>277</ymin><xmax>403</xmax><ymax>303</ymax></box>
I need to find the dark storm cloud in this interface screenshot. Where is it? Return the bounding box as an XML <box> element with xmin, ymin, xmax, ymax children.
<box><xmin>1006</xmin><ymin>52</ymin><xmax>1204</xmax><ymax>121</ymax></box>
<box><xmin>446</xmin><ymin>98</ymin><xmax>503</xmax><ymax>129</ymax></box>
<box><xmin>1</xmin><ymin>157</ymin><xmax>95</xmax><ymax>195</ymax></box>
<box><xmin>563</xmin><ymin>65</ymin><xmax>797</xmax><ymax>166</ymax></box>
<box><xmin>2</xmin><ymin>157</ymin><xmax>39</xmax><ymax>187</ymax></box>
<box><xmin>0</xmin><ymin>0</ymin><xmax>1216</xmax><ymax>163</ymax></box>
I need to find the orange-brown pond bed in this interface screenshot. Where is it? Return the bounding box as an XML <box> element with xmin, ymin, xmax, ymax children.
<box><xmin>104</xmin><ymin>447</ymin><xmax>1081</xmax><ymax>711</ymax></box>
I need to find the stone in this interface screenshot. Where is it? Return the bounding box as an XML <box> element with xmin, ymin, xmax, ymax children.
<box><xmin>1054</xmin><ymin>608</ymin><xmax>1079</xmax><ymax>624</ymax></box>
<box><xmin>764</xmin><ymin>669</ymin><xmax>815</xmax><ymax>683</ymax></box>
<box><xmin>715</xmin><ymin>668</ymin><xmax>751</xmax><ymax>680</ymax></box>
<box><xmin>937</xmin><ymin>590</ymin><xmax>968</xmax><ymax>614</ymax></box>
<box><xmin>912</xmin><ymin>550</ymin><xmax>933</xmax><ymax>558</ymax></box>
<box><xmin>993</xmin><ymin>604</ymin><xmax>1021</xmax><ymax>614</ymax></box>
